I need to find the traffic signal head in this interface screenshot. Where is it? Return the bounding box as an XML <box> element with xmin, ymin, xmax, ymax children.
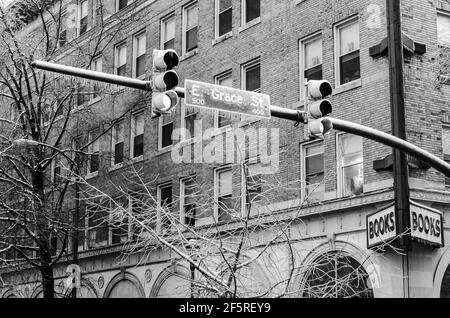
<box><xmin>306</xmin><ymin>80</ymin><xmax>333</xmax><ymax>138</ymax></box>
<box><xmin>152</xmin><ymin>49</ymin><xmax>180</xmax><ymax>117</ymax></box>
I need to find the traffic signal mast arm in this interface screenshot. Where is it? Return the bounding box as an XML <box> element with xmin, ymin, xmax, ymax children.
<box><xmin>30</xmin><ymin>61</ymin><xmax>450</xmax><ymax>178</ymax></box>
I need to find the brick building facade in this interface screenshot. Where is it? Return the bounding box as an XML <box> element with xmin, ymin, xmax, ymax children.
<box><xmin>1</xmin><ymin>0</ymin><xmax>450</xmax><ymax>298</ymax></box>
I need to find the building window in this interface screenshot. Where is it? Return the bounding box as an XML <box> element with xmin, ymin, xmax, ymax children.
<box><xmin>79</xmin><ymin>0</ymin><xmax>88</xmax><ymax>36</ymax></box>
<box><xmin>301</xmin><ymin>142</ymin><xmax>325</xmax><ymax>203</ymax></box>
<box><xmin>181</xmin><ymin>100</ymin><xmax>197</xmax><ymax>141</ymax></box>
<box><xmin>52</xmin><ymin>159</ymin><xmax>62</xmax><ymax>184</ymax></box>
<box><xmin>242</xmin><ymin>159</ymin><xmax>262</xmax><ymax>210</ymax></box>
<box><xmin>158</xmin><ymin>183</ymin><xmax>172</xmax><ymax>233</ymax></box>
<box><xmin>76</xmin><ymin>84</ymin><xmax>88</xmax><ymax>107</ymax></box>
<box><xmin>115</xmin><ymin>44</ymin><xmax>127</xmax><ymax>76</ymax></box>
<box><xmin>242</xmin><ymin>0</ymin><xmax>260</xmax><ymax>24</ymax></box>
<box><xmin>216</xmin><ymin>0</ymin><xmax>232</xmax><ymax>38</ymax></box>
<box><xmin>438</xmin><ymin>11</ymin><xmax>450</xmax><ymax>46</ymax></box>
<box><xmin>117</xmin><ymin>0</ymin><xmax>132</xmax><ymax>11</ymax></box>
<box><xmin>300</xmin><ymin>34</ymin><xmax>323</xmax><ymax>98</ymax></box>
<box><xmin>131</xmin><ymin>112</ymin><xmax>144</xmax><ymax>158</ymax></box>
<box><xmin>161</xmin><ymin>14</ymin><xmax>175</xmax><ymax>50</ymax></box>
<box><xmin>133</xmin><ymin>31</ymin><xmax>146</xmax><ymax>78</ymax></box>
<box><xmin>243</xmin><ymin>59</ymin><xmax>261</xmax><ymax>92</ymax></box>
<box><xmin>91</xmin><ymin>57</ymin><xmax>102</xmax><ymax>99</ymax></box>
<box><xmin>180</xmin><ymin>176</ymin><xmax>197</xmax><ymax>226</ymax></box>
<box><xmin>442</xmin><ymin>126</ymin><xmax>450</xmax><ymax>187</ymax></box>
<box><xmin>337</xmin><ymin>133</ymin><xmax>363</xmax><ymax>197</ymax></box>
<box><xmin>158</xmin><ymin>115</ymin><xmax>174</xmax><ymax>150</ymax></box>
<box><xmin>183</xmin><ymin>2</ymin><xmax>198</xmax><ymax>54</ymax></box>
<box><xmin>215</xmin><ymin>167</ymin><xmax>234</xmax><ymax>222</ymax></box>
<box><xmin>87</xmin><ymin>205</ymin><xmax>109</xmax><ymax>249</ymax></box>
<box><xmin>88</xmin><ymin>129</ymin><xmax>100</xmax><ymax>175</ymax></box>
<box><xmin>58</xmin><ymin>28</ymin><xmax>67</xmax><ymax>47</ymax></box>
<box><xmin>335</xmin><ymin>17</ymin><xmax>360</xmax><ymax>86</ymax></box>
<box><xmin>112</xmin><ymin>120</ymin><xmax>125</xmax><ymax>166</ymax></box>
<box><xmin>214</xmin><ymin>70</ymin><xmax>233</xmax><ymax>128</ymax></box>
<box><xmin>302</xmin><ymin>252</ymin><xmax>374</xmax><ymax>298</ymax></box>
<box><xmin>110</xmin><ymin>196</ymin><xmax>129</xmax><ymax>244</ymax></box>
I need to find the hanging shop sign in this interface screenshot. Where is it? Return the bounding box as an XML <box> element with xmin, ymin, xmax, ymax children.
<box><xmin>367</xmin><ymin>203</ymin><xmax>398</xmax><ymax>249</ymax></box>
<box><xmin>410</xmin><ymin>200</ymin><xmax>444</xmax><ymax>248</ymax></box>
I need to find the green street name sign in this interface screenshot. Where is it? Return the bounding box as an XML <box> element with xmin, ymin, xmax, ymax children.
<box><xmin>185</xmin><ymin>79</ymin><xmax>271</xmax><ymax>119</ymax></box>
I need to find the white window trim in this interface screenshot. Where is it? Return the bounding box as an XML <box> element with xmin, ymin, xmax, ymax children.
<box><xmin>437</xmin><ymin>9</ymin><xmax>450</xmax><ymax>47</ymax></box>
<box><xmin>215</xmin><ymin>0</ymin><xmax>233</xmax><ymax>39</ymax></box>
<box><xmin>335</xmin><ymin>132</ymin><xmax>364</xmax><ymax>198</ymax></box>
<box><xmin>111</xmin><ymin>120</ymin><xmax>125</xmax><ymax>169</ymax></box>
<box><xmin>214</xmin><ymin>70</ymin><xmax>233</xmax><ymax>129</ymax></box>
<box><xmin>132</xmin><ymin>30</ymin><xmax>146</xmax><ymax>79</ymax></box>
<box><xmin>182</xmin><ymin>1</ymin><xmax>198</xmax><ymax>55</ymax></box>
<box><xmin>130</xmin><ymin>111</ymin><xmax>144</xmax><ymax>160</ymax></box>
<box><xmin>77</xmin><ymin>0</ymin><xmax>89</xmax><ymax>37</ymax></box>
<box><xmin>161</xmin><ymin>13</ymin><xmax>175</xmax><ymax>50</ymax></box>
<box><xmin>116</xmin><ymin>0</ymin><xmax>134</xmax><ymax>12</ymax></box>
<box><xmin>334</xmin><ymin>16</ymin><xmax>360</xmax><ymax>88</ymax></box>
<box><xmin>158</xmin><ymin>115</ymin><xmax>174</xmax><ymax>151</ymax></box>
<box><xmin>241</xmin><ymin>0</ymin><xmax>260</xmax><ymax>26</ymax></box>
<box><xmin>299</xmin><ymin>32</ymin><xmax>322</xmax><ymax>101</ymax></box>
<box><xmin>87</xmin><ymin>129</ymin><xmax>100</xmax><ymax>178</ymax></box>
<box><xmin>214</xmin><ymin>165</ymin><xmax>233</xmax><ymax>221</ymax></box>
<box><xmin>114</xmin><ymin>42</ymin><xmax>127</xmax><ymax>75</ymax></box>
<box><xmin>157</xmin><ymin>182</ymin><xmax>172</xmax><ymax>234</ymax></box>
<box><xmin>241</xmin><ymin>58</ymin><xmax>261</xmax><ymax>122</ymax></box>
<box><xmin>300</xmin><ymin>140</ymin><xmax>324</xmax><ymax>203</ymax></box>
<box><xmin>180</xmin><ymin>100</ymin><xmax>197</xmax><ymax>142</ymax></box>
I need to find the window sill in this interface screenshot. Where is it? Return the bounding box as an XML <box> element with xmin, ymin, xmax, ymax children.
<box><xmin>238</xmin><ymin>117</ymin><xmax>260</xmax><ymax>127</ymax></box>
<box><xmin>180</xmin><ymin>49</ymin><xmax>199</xmax><ymax>62</ymax></box>
<box><xmin>88</xmin><ymin>97</ymin><xmax>101</xmax><ymax>106</ymax></box>
<box><xmin>130</xmin><ymin>155</ymin><xmax>144</xmax><ymax>164</ymax></box>
<box><xmin>86</xmin><ymin>171</ymin><xmax>99</xmax><ymax>180</ymax></box>
<box><xmin>211</xmin><ymin>124</ymin><xmax>233</xmax><ymax>137</ymax></box>
<box><xmin>179</xmin><ymin>137</ymin><xmax>197</xmax><ymax>146</ymax></box>
<box><xmin>109</xmin><ymin>162</ymin><xmax>124</xmax><ymax>172</ymax></box>
<box><xmin>212</xmin><ymin>32</ymin><xmax>233</xmax><ymax>46</ymax></box>
<box><xmin>238</xmin><ymin>17</ymin><xmax>261</xmax><ymax>34</ymax></box>
<box><xmin>295</xmin><ymin>0</ymin><xmax>306</xmax><ymax>4</ymax></box>
<box><xmin>333</xmin><ymin>79</ymin><xmax>362</xmax><ymax>95</ymax></box>
<box><xmin>156</xmin><ymin>146</ymin><xmax>173</xmax><ymax>156</ymax></box>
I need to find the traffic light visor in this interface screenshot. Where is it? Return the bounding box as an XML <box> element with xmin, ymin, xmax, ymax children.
<box><xmin>308</xmin><ymin>80</ymin><xmax>333</xmax><ymax>99</ymax></box>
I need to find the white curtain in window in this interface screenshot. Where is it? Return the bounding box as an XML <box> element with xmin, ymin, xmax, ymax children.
<box><xmin>339</xmin><ymin>22</ymin><xmax>360</xmax><ymax>55</ymax></box>
<box><xmin>305</xmin><ymin>39</ymin><xmax>322</xmax><ymax>69</ymax></box>
<box><xmin>186</xmin><ymin>4</ymin><xmax>198</xmax><ymax>30</ymax></box>
<box><xmin>219</xmin><ymin>169</ymin><xmax>232</xmax><ymax>196</ymax></box>
<box><xmin>164</xmin><ymin>18</ymin><xmax>175</xmax><ymax>42</ymax></box>
<box><xmin>438</xmin><ymin>13</ymin><xmax>450</xmax><ymax>45</ymax></box>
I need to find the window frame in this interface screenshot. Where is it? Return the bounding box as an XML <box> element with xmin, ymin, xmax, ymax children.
<box><xmin>130</xmin><ymin>111</ymin><xmax>145</xmax><ymax>160</ymax></box>
<box><xmin>157</xmin><ymin>182</ymin><xmax>173</xmax><ymax>234</ymax></box>
<box><xmin>180</xmin><ymin>176</ymin><xmax>197</xmax><ymax>226</ymax></box>
<box><xmin>241</xmin><ymin>0</ymin><xmax>260</xmax><ymax>25</ymax></box>
<box><xmin>299</xmin><ymin>32</ymin><xmax>323</xmax><ymax>100</ymax></box>
<box><xmin>336</xmin><ymin>132</ymin><xmax>364</xmax><ymax>198</ymax></box>
<box><xmin>437</xmin><ymin>10</ymin><xmax>450</xmax><ymax>47</ymax></box>
<box><xmin>111</xmin><ymin>119</ymin><xmax>125</xmax><ymax>168</ymax></box>
<box><xmin>182</xmin><ymin>1</ymin><xmax>199</xmax><ymax>55</ymax></box>
<box><xmin>87</xmin><ymin>128</ymin><xmax>100</xmax><ymax>177</ymax></box>
<box><xmin>300</xmin><ymin>140</ymin><xmax>325</xmax><ymax>203</ymax></box>
<box><xmin>132</xmin><ymin>30</ymin><xmax>147</xmax><ymax>79</ymax></box>
<box><xmin>241</xmin><ymin>58</ymin><xmax>261</xmax><ymax>121</ymax></box>
<box><xmin>158</xmin><ymin>114</ymin><xmax>174</xmax><ymax>151</ymax></box>
<box><xmin>334</xmin><ymin>16</ymin><xmax>361</xmax><ymax>88</ymax></box>
<box><xmin>214</xmin><ymin>70</ymin><xmax>233</xmax><ymax>129</ymax></box>
<box><xmin>78</xmin><ymin>0</ymin><xmax>89</xmax><ymax>36</ymax></box>
<box><xmin>215</xmin><ymin>0</ymin><xmax>233</xmax><ymax>39</ymax></box>
<box><xmin>114</xmin><ymin>42</ymin><xmax>127</xmax><ymax>76</ymax></box>
<box><xmin>180</xmin><ymin>99</ymin><xmax>197</xmax><ymax>141</ymax></box>
<box><xmin>161</xmin><ymin>13</ymin><xmax>176</xmax><ymax>50</ymax></box>
<box><xmin>214</xmin><ymin>165</ymin><xmax>234</xmax><ymax>222</ymax></box>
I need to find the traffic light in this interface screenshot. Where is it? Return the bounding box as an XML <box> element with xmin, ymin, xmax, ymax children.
<box><xmin>151</xmin><ymin>49</ymin><xmax>180</xmax><ymax>118</ymax></box>
<box><xmin>306</xmin><ymin>80</ymin><xmax>333</xmax><ymax>138</ymax></box>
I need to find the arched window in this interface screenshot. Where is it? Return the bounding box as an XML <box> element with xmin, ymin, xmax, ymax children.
<box><xmin>440</xmin><ymin>263</ymin><xmax>450</xmax><ymax>298</ymax></box>
<box><xmin>156</xmin><ymin>273</ymin><xmax>191</xmax><ymax>298</ymax></box>
<box><xmin>104</xmin><ymin>272</ymin><xmax>145</xmax><ymax>298</ymax></box>
<box><xmin>302</xmin><ymin>252</ymin><xmax>373</xmax><ymax>298</ymax></box>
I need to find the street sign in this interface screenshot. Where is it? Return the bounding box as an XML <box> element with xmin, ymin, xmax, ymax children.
<box><xmin>185</xmin><ymin>79</ymin><xmax>271</xmax><ymax>119</ymax></box>
<box><xmin>367</xmin><ymin>203</ymin><xmax>398</xmax><ymax>249</ymax></box>
<box><xmin>410</xmin><ymin>200</ymin><xmax>444</xmax><ymax>247</ymax></box>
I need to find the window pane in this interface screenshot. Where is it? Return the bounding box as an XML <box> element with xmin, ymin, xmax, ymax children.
<box><xmin>114</xmin><ymin>121</ymin><xmax>124</xmax><ymax>142</ymax></box>
<box><xmin>339</xmin><ymin>21</ymin><xmax>360</xmax><ymax>55</ymax></box>
<box><xmin>90</xmin><ymin>154</ymin><xmax>99</xmax><ymax>172</ymax></box>
<box><xmin>80</xmin><ymin>17</ymin><xmax>87</xmax><ymax>35</ymax></box>
<box><xmin>219</xmin><ymin>0</ymin><xmax>232</xmax><ymax>12</ymax></box>
<box><xmin>245</xmin><ymin>0</ymin><xmax>260</xmax><ymax>23</ymax></box>
<box><xmin>136</xmin><ymin>35</ymin><xmax>146</xmax><ymax>56</ymax></box>
<box><xmin>438</xmin><ymin>13</ymin><xmax>450</xmax><ymax>45</ymax></box>
<box><xmin>219</xmin><ymin>9</ymin><xmax>232</xmax><ymax>36</ymax></box>
<box><xmin>118</xmin><ymin>0</ymin><xmax>128</xmax><ymax>10</ymax></box>
<box><xmin>186</xmin><ymin>26</ymin><xmax>198</xmax><ymax>52</ymax></box>
<box><xmin>185</xmin><ymin>114</ymin><xmax>195</xmax><ymax>139</ymax></box>
<box><xmin>134</xmin><ymin>113</ymin><xmax>144</xmax><ymax>135</ymax></box>
<box><xmin>114</xmin><ymin>142</ymin><xmax>124</xmax><ymax>164</ymax></box>
<box><xmin>443</xmin><ymin>127</ymin><xmax>450</xmax><ymax>154</ymax></box>
<box><xmin>340</xmin><ymin>51</ymin><xmax>360</xmax><ymax>84</ymax></box>
<box><xmin>164</xmin><ymin>38</ymin><xmax>175</xmax><ymax>50</ymax></box>
<box><xmin>218</xmin><ymin>112</ymin><xmax>232</xmax><ymax>128</ymax></box>
<box><xmin>81</xmin><ymin>1</ymin><xmax>88</xmax><ymax>17</ymax></box>
<box><xmin>306</xmin><ymin>153</ymin><xmax>324</xmax><ymax>176</ymax></box>
<box><xmin>218</xmin><ymin>74</ymin><xmax>232</xmax><ymax>87</ymax></box>
<box><xmin>218</xmin><ymin>195</ymin><xmax>233</xmax><ymax>222</ymax></box>
<box><xmin>218</xmin><ymin>169</ymin><xmax>232</xmax><ymax>195</ymax></box>
<box><xmin>186</xmin><ymin>5</ymin><xmax>198</xmax><ymax>29</ymax></box>
<box><xmin>162</xmin><ymin>122</ymin><xmax>173</xmax><ymax>148</ymax></box>
<box><xmin>343</xmin><ymin>163</ymin><xmax>364</xmax><ymax>196</ymax></box>
<box><xmin>184</xmin><ymin>204</ymin><xmax>196</xmax><ymax>226</ymax></box>
<box><xmin>340</xmin><ymin>134</ymin><xmax>363</xmax><ymax>159</ymax></box>
<box><xmin>117</xmin><ymin>46</ymin><xmax>126</xmax><ymax>66</ymax></box>
<box><xmin>135</xmin><ymin>54</ymin><xmax>146</xmax><ymax>77</ymax></box>
<box><xmin>164</xmin><ymin>17</ymin><xmax>175</xmax><ymax>42</ymax></box>
<box><xmin>305</xmin><ymin>38</ymin><xmax>322</xmax><ymax>70</ymax></box>
<box><xmin>133</xmin><ymin>134</ymin><xmax>144</xmax><ymax>157</ymax></box>
<box><xmin>245</xmin><ymin>64</ymin><xmax>261</xmax><ymax>92</ymax></box>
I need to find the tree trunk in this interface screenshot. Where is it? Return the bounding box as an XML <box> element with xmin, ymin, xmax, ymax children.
<box><xmin>39</xmin><ymin>250</ymin><xmax>55</xmax><ymax>298</ymax></box>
